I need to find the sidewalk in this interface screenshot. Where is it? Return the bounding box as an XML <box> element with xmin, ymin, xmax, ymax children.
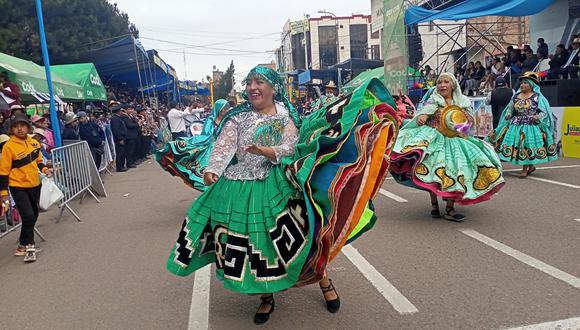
<box><xmin>0</xmin><ymin>161</ymin><xmax>196</xmax><ymax>329</ymax></box>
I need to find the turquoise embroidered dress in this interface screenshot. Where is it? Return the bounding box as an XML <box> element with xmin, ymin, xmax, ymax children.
<box><xmin>389</xmin><ymin>74</ymin><xmax>505</xmax><ymax>205</ymax></box>
<box><xmin>487</xmin><ymin>79</ymin><xmax>558</xmax><ymax>165</ymax></box>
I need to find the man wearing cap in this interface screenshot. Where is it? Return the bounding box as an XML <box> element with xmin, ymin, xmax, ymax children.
<box><xmin>0</xmin><ymin>114</ymin><xmax>52</xmax><ymax>262</ymax></box>
<box><xmin>486</xmin><ymin>76</ymin><xmax>514</xmax><ymax>129</ymax></box>
<box><xmin>562</xmin><ymin>37</ymin><xmax>580</xmax><ymax>79</ymax></box>
<box><xmin>110</xmin><ymin>104</ymin><xmax>128</xmax><ymax>172</ymax></box>
<box><xmin>78</xmin><ymin>111</ymin><xmax>105</xmax><ymax>168</ymax></box>
<box><xmin>62</xmin><ymin>112</ymin><xmax>79</xmax><ymax>141</ymax></box>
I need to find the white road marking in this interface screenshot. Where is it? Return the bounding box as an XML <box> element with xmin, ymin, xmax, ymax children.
<box><xmin>342</xmin><ymin>245</ymin><xmax>418</xmax><ymax>314</ymax></box>
<box><xmin>460</xmin><ymin>229</ymin><xmax>580</xmax><ymax>289</ymax></box>
<box><xmin>503</xmin><ymin>316</ymin><xmax>580</xmax><ymax>330</ymax></box>
<box><xmin>188</xmin><ymin>265</ymin><xmax>211</xmax><ymax>330</ymax></box>
<box><xmin>526</xmin><ymin>177</ymin><xmax>580</xmax><ymax>189</ymax></box>
<box><xmin>379</xmin><ymin>189</ymin><xmax>408</xmax><ymax>203</ymax></box>
<box><xmin>503</xmin><ymin>164</ymin><xmax>580</xmax><ymax>172</ymax></box>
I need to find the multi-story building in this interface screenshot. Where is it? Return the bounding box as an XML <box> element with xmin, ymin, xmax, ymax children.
<box><xmin>212</xmin><ymin>68</ymin><xmax>224</xmax><ymax>84</ymax></box>
<box><xmin>277</xmin><ymin>14</ymin><xmax>381</xmax><ymax>73</ymax></box>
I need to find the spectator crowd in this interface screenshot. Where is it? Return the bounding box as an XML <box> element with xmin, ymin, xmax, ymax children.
<box><xmin>454</xmin><ymin>35</ymin><xmax>579</xmax><ymax>96</ymax></box>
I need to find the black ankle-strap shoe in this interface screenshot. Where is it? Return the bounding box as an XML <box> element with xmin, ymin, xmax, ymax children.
<box><xmin>320</xmin><ymin>279</ymin><xmax>341</xmax><ymax>313</ymax></box>
<box><xmin>254</xmin><ymin>295</ymin><xmax>275</xmax><ymax>325</ymax></box>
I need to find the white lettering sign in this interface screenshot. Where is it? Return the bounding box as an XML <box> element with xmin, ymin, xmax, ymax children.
<box><xmin>89</xmin><ymin>73</ymin><xmax>102</xmax><ymax>86</ymax></box>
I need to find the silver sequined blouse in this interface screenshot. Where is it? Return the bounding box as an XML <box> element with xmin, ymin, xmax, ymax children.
<box><xmin>205</xmin><ymin>102</ymin><xmax>299</xmax><ymax>181</ymax></box>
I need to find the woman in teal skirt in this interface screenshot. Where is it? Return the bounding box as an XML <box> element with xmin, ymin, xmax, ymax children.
<box><xmin>488</xmin><ymin>72</ymin><xmax>558</xmax><ymax>177</ymax></box>
<box><xmin>162</xmin><ymin>66</ymin><xmax>399</xmax><ymax>324</ymax></box>
<box><xmin>157</xmin><ymin>99</ymin><xmax>229</xmax><ymax>190</ymax></box>
<box><xmin>390</xmin><ymin>73</ymin><xmax>505</xmax><ymax>222</ymax></box>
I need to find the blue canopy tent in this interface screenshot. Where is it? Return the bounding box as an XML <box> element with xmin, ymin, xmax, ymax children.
<box><xmin>298</xmin><ymin>69</ymin><xmax>338</xmax><ymax>85</ymax></box>
<box><xmin>402</xmin><ymin>0</ymin><xmax>555</xmax><ymax>78</ymax></box>
<box><xmin>140</xmin><ymin>50</ymin><xmax>178</xmax><ymax>101</ymax></box>
<box><xmin>406</xmin><ymin>0</ymin><xmax>555</xmax><ymax>25</ymax></box>
<box><xmin>80</xmin><ymin>36</ymin><xmax>179</xmax><ymax>104</ymax></box>
<box><xmin>178</xmin><ymin>80</ymin><xmax>210</xmax><ymax>97</ymax></box>
<box><xmin>80</xmin><ymin>36</ymin><xmax>150</xmax><ymax>92</ymax></box>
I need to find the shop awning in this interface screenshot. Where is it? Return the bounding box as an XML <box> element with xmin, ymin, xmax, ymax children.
<box><xmin>298</xmin><ymin>69</ymin><xmax>338</xmax><ymax>85</ymax></box>
<box><xmin>51</xmin><ymin>63</ymin><xmax>107</xmax><ymax>101</ymax></box>
<box><xmin>405</xmin><ymin>0</ymin><xmax>555</xmax><ymax>25</ymax></box>
<box><xmin>0</xmin><ymin>52</ymin><xmax>83</xmax><ymax>103</ymax></box>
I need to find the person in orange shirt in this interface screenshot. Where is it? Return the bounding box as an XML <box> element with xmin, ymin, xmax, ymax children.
<box><xmin>0</xmin><ymin>114</ymin><xmax>52</xmax><ymax>262</ymax></box>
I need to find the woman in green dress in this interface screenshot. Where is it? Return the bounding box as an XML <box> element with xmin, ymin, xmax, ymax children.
<box><xmin>488</xmin><ymin>72</ymin><xmax>558</xmax><ymax>177</ymax></box>
<box><xmin>390</xmin><ymin>73</ymin><xmax>505</xmax><ymax>222</ymax></box>
<box><xmin>163</xmin><ymin>66</ymin><xmax>399</xmax><ymax>324</ymax></box>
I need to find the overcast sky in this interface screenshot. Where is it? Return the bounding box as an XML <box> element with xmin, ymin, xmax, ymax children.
<box><xmin>112</xmin><ymin>0</ymin><xmax>371</xmax><ymax>87</ymax></box>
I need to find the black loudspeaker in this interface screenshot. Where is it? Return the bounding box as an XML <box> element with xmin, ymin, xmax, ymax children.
<box><xmin>540</xmin><ymin>79</ymin><xmax>580</xmax><ymax>107</ymax></box>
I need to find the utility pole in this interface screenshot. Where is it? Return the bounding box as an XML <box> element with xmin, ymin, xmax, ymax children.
<box><xmin>183</xmin><ymin>50</ymin><xmax>188</xmax><ymax>80</ymax></box>
<box><xmin>303</xmin><ymin>14</ymin><xmax>310</xmax><ymax>70</ymax></box>
<box><xmin>35</xmin><ymin>0</ymin><xmax>62</xmax><ymax>147</ymax></box>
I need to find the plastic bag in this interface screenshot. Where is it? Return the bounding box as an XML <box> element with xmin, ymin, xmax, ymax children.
<box><xmin>39</xmin><ymin>176</ymin><xmax>64</xmax><ymax>211</ymax></box>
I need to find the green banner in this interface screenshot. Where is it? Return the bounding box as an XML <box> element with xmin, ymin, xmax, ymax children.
<box><xmin>382</xmin><ymin>0</ymin><xmax>408</xmax><ymax>94</ymax></box>
<box><xmin>0</xmin><ymin>52</ymin><xmax>83</xmax><ymax>103</ymax></box>
<box><xmin>51</xmin><ymin>63</ymin><xmax>107</xmax><ymax>101</ymax></box>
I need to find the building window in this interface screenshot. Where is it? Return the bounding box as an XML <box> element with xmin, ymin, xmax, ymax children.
<box><xmin>371</xmin><ymin>45</ymin><xmax>381</xmax><ymax>60</ymax></box>
<box><xmin>318</xmin><ymin>25</ymin><xmax>338</xmax><ymax>68</ymax></box>
<box><xmin>429</xmin><ymin>21</ymin><xmax>434</xmax><ymax>32</ymax></box>
<box><xmin>350</xmin><ymin>24</ymin><xmax>368</xmax><ymax>59</ymax></box>
<box><xmin>291</xmin><ymin>33</ymin><xmax>306</xmax><ymax>70</ymax></box>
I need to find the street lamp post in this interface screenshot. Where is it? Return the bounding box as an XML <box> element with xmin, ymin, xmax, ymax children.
<box><xmin>303</xmin><ymin>14</ymin><xmax>310</xmax><ymax>70</ymax></box>
<box><xmin>206</xmin><ymin>76</ymin><xmax>214</xmax><ymax>107</ymax></box>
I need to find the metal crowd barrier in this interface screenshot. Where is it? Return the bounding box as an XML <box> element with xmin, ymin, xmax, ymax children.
<box><xmin>51</xmin><ymin>141</ymin><xmax>102</xmax><ymax>223</ymax></box>
<box><xmin>98</xmin><ymin>125</ymin><xmax>116</xmax><ymax>175</ymax></box>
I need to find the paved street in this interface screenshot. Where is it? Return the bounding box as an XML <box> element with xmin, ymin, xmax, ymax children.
<box><xmin>1</xmin><ymin>158</ymin><xmax>580</xmax><ymax>330</ymax></box>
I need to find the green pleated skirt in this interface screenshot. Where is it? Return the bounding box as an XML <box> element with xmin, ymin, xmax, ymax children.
<box><xmin>166</xmin><ymin>165</ymin><xmax>312</xmax><ymax>294</ymax></box>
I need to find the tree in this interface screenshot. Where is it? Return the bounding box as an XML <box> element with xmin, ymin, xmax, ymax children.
<box><xmin>0</xmin><ymin>0</ymin><xmax>139</xmax><ymax>64</ymax></box>
<box><xmin>214</xmin><ymin>61</ymin><xmax>235</xmax><ymax>100</ymax></box>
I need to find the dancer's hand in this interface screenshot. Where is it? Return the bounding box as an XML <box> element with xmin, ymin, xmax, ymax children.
<box><xmin>244</xmin><ymin>144</ymin><xmax>263</xmax><ymax>156</ymax></box>
<box><xmin>505</xmin><ymin>114</ymin><xmax>512</xmax><ymax>120</ymax></box>
<box><xmin>203</xmin><ymin>172</ymin><xmax>218</xmax><ymax>186</ymax></box>
<box><xmin>416</xmin><ymin>114</ymin><xmax>429</xmax><ymax>125</ymax></box>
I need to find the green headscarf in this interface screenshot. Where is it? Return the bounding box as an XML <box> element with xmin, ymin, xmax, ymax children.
<box><xmin>220</xmin><ymin>66</ymin><xmax>301</xmax><ymax>128</ymax></box>
<box><xmin>211</xmin><ymin>99</ymin><xmax>228</xmax><ymax>118</ymax></box>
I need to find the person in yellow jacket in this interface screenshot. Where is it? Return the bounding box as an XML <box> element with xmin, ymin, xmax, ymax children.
<box><xmin>0</xmin><ymin>114</ymin><xmax>52</xmax><ymax>262</ymax></box>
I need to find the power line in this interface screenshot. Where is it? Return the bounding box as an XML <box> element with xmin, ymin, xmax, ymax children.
<box><xmin>139</xmin><ymin>26</ymin><xmax>279</xmax><ymax>37</ymax></box>
<box><xmin>140</xmin><ymin>36</ymin><xmax>272</xmax><ymax>54</ymax></box>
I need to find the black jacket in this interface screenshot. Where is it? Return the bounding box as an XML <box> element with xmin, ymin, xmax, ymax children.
<box><xmin>471</xmin><ymin>67</ymin><xmax>485</xmax><ymax>80</ymax></box>
<box><xmin>549</xmin><ymin>51</ymin><xmax>569</xmax><ymax>69</ymax></box>
<box><xmin>123</xmin><ymin>115</ymin><xmax>139</xmax><ymax>140</ymax></box>
<box><xmin>522</xmin><ymin>56</ymin><xmax>539</xmax><ymax>72</ymax></box>
<box><xmin>490</xmin><ymin>87</ymin><xmax>514</xmax><ymax>129</ymax></box>
<box><xmin>110</xmin><ymin>114</ymin><xmax>127</xmax><ymax>143</ymax></box>
<box><xmin>79</xmin><ymin>121</ymin><xmax>104</xmax><ymax>148</ymax></box>
<box><xmin>62</xmin><ymin>126</ymin><xmax>79</xmax><ymax>140</ymax></box>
